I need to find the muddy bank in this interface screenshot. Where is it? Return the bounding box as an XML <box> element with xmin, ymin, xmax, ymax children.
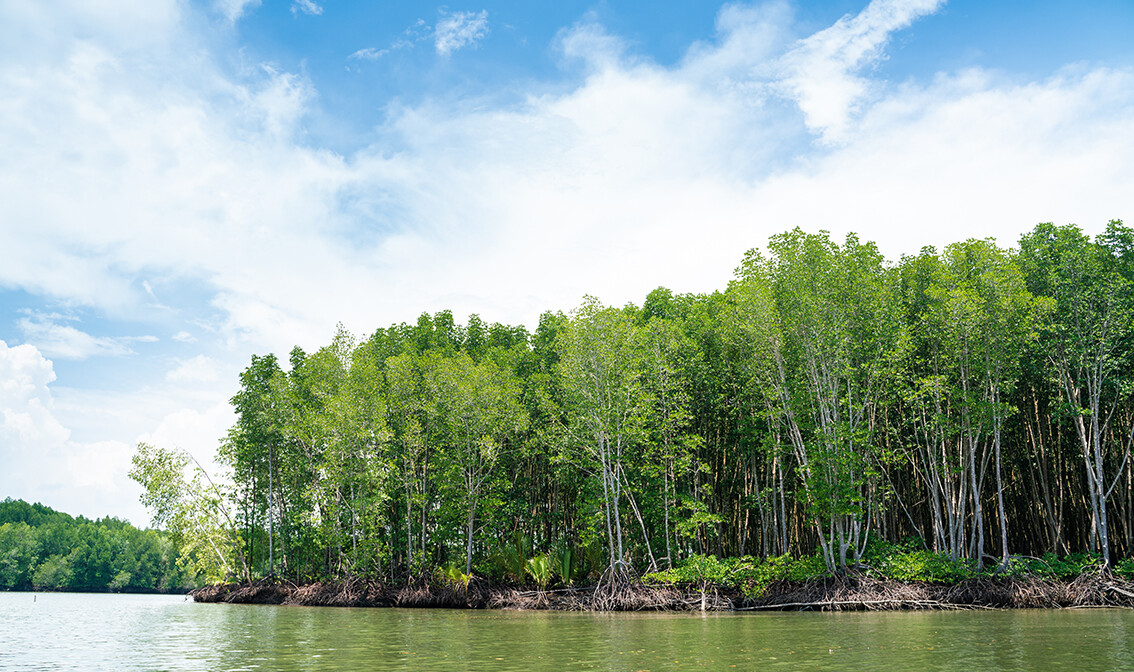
<box><xmin>191</xmin><ymin>570</ymin><xmax>1134</xmax><ymax>611</ymax></box>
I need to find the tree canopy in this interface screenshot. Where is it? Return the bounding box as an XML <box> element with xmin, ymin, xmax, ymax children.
<box><xmin>134</xmin><ymin>222</ymin><xmax>1134</xmax><ymax>584</ymax></box>
<box><xmin>0</xmin><ymin>498</ymin><xmax>191</xmax><ymax>592</ymax></box>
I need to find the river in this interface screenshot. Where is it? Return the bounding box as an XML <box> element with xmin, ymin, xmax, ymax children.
<box><xmin>2</xmin><ymin>592</ymin><xmax>1133</xmax><ymax>670</ymax></box>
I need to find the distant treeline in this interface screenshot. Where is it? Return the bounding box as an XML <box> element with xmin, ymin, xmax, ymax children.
<box><xmin>0</xmin><ymin>498</ymin><xmax>193</xmax><ymax>592</ymax></box>
<box><xmin>133</xmin><ymin>221</ymin><xmax>1134</xmax><ymax>585</ymax></box>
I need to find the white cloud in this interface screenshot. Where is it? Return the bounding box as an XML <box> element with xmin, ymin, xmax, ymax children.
<box><xmin>0</xmin><ymin>340</ymin><xmax>144</xmax><ymax>522</ymax></box>
<box><xmin>66</xmin><ymin>439</ymin><xmax>134</xmax><ymax>492</ymax></box>
<box><xmin>291</xmin><ymin>0</ymin><xmax>323</xmax><ymax>17</ymax></box>
<box><xmin>777</xmin><ymin>0</ymin><xmax>945</xmax><ymax>142</ymax></box>
<box><xmin>350</xmin><ymin>40</ymin><xmax>414</xmax><ymax>61</ymax></box>
<box><xmin>246</xmin><ymin>65</ymin><xmax>317</xmax><ymax>140</ymax></box>
<box><xmin>166</xmin><ymin>355</ymin><xmax>221</xmax><ymax>383</ymax></box>
<box><xmin>172</xmin><ymin>330</ymin><xmax>196</xmax><ymax>343</ymax></box>
<box><xmin>215</xmin><ymin>0</ymin><xmax>260</xmax><ymax>23</ymax></box>
<box><xmin>13</xmin><ymin>0</ymin><xmax>1130</xmax><ymax>340</ymax></box>
<box><xmin>556</xmin><ymin>16</ymin><xmax>628</xmax><ymax>71</ymax></box>
<box><xmin>349</xmin><ymin>15</ymin><xmax>459</xmax><ymax>65</ymax></box>
<box><xmin>435</xmin><ymin>9</ymin><xmax>489</xmax><ymax>56</ymax></box>
<box><xmin>17</xmin><ymin>313</ymin><xmax>137</xmax><ymax>360</ymax></box>
<box><xmin>350</xmin><ymin>47</ymin><xmax>389</xmax><ymax>61</ymax></box>
<box><xmin>137</xmin><ymin>402</ymin><xmax>236</xmax><ymax>482</ymax></box>
<box><xmin>0</xmin><ymin>339</ymin><xmax>68</xmax><ymax>447</ymax></box>
<box><xmin>681</xmin><ymin>1</ymin><xmax>792</xmax><ymax>79</ymax></box>
<box><xmin>2</xmin><ymin>0</ymin><xmax>1130</xmax><ymax>353</ymax></box>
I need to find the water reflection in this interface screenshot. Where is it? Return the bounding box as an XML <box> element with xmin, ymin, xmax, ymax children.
<box><xmin>2</xmin><ymin>593</ymin><xmax>1132</xmax><ymax>671</ymax></box>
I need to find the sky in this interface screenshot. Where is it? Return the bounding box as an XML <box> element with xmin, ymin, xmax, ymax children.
<box><xmin>1</xmin><ymin>0</ymin><xmax>1133</xmax><ymax>527</ymax></box>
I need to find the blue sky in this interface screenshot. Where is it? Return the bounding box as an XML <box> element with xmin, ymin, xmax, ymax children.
<box><xmin>1</xmin><ymin>0</ymin><xmax>1133</xmax><ymax>525</ymax></box>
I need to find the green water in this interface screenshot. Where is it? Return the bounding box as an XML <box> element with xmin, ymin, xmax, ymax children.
<box><xmin>2</xmin><ymin>593</ymin><xmax>1133</xmax><ymax>671</ymax></box>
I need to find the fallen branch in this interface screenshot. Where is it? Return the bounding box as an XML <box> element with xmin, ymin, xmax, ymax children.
<box><xmin>1104</xmin><ymin>583</ymin><xmax>1134</xmax><ymax>599</ymax></box>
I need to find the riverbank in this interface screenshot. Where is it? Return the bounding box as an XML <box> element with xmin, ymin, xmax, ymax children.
<box><xmin>190</xmin><ymin>570</ymin><xmax>1134</xmax><ymax>611</ymax></box>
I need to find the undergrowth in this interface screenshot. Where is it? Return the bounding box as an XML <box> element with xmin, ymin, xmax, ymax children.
<box><xmin>644</xmin><ymin>553</ymin><xmax>826</xmax><ymax>598</ymax></box>
<box><xmin>645</xmin><ymin>539</ymin><xmax>1134</xmax><ymax>598</ymax></box>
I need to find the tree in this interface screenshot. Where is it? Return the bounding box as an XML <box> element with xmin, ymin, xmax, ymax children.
<box><xmin>384</xmin><ymin>351</ymin><xmax>431</xmax><ymax>573</ymax></box>
<box><xmin>557</xmin><ymin>297</ymin><xmax>645</xmax><ymax>580</ymax></box>
<box><xmin>129</xmin><ymin>442</ymin><xmax>246</xmax><ymax>582</ymax></box>
<box><xmin>1018</xmin><ymin>221</ymin><xmax>1134</xmax><ymax>566</ymax></box>
<box><xmin>759</xmin><ymin>229</ymin><xmax>899</xmax><ymax>571</ymax></box>
<box><xmin>635</xmin><ymin>301</ymin><xmax>701</xmax><ymax>569</ymax></box>
<box><xmin>0</xmin><ymin>523</ymin><xmax>37</xmax><ymax>589</ymax></box>
<box><xmin>427</xmin><ymin>352</ymin><xmax>527</xmax><ymax>574</ymax></box>
<box><xmin>938</xmin><ymin>239</ymin><xmax>1040</xmax><ymax>568</ymax></box>
<box><xmin>221</xmin><ymin>353</ymin><xmax>286</xmax><ymax>576</ymax></box>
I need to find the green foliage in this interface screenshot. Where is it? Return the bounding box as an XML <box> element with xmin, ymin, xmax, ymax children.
<box><xmin>858</xmin><ymin>540</ymin><xmax>1119</xmax><ymax>584</ymax></box>
<box><xmin>129</xmin><ymin>443</ymin><xmax>245</xmax><ymax>583</ymax></box>
<box><xmin>673</xmin><ymin>498</ymin><xmax>724</xmax><ymax>542</ymax></box>
<box><xmin>1114</xmin><ymin>558</ymin><xmax>1134</xmax><ymax>579</ymax></box>
<box><xmin>645</xmin><ymin>553</ymin><xmax>828</xmax><ymax>597</ymax></box>
<box><xmin>437</xmin><ymin>560</ymin><xmax>472</xmax><ymax>591</ymax></box>
<box><xmin>1024</xmin><ymin>552</ymin><xmax>1104</xmax><ymax>579</ymax></box>
<box><xmin>32</xmin><ymin>555</ymin><xmax>73</xmax><ymax>590</ymax></box>
<box><xmin>526</xmin><ymin>554</ymin><xmax>553</xmax><ymax>588</ymax></box>
<box><xmin>550</xmin><ymin>540</ymin><xmax>576</xmax><ymax>585</ymax></box>
<box><xmin>165</xmin><ymin>222</ymin><xmax>1134</xmax><ymax>589</ymax></box>
<box><xmin>109</xmin><ymin>570</ymin><xmax>133</xmax><ymax>591</ymax></box>
<box><xmin>490</xmin><ymin>533</ymin><xmax>532</xmax><ymax>583</ymax></box>
<box><xmin>651</xmin><ymin>553</ymin><xmax>739</xmax><ymax>586</ymax></box>
<box><xmin>645</xmin><ymin>544</ymin><xmax>1127</xmax><ymax>593</ymax></box>
<box><xmin>0</xmin><ymin>522</ymin><xmax>37</xmax><ymax>589</ymax></box>
<box><xmin>861</xmin><ymin>539</ymin><xmax>972</xmax><ymax>583</ymax></box>
<box><xmin>0</xmin><ymin>500</ymin><xmax>189</xmax><ymax>592</ymax></box>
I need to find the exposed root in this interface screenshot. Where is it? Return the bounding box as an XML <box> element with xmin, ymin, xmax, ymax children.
<box><xmin>189</xmin><ymin>570</ymin><xmax>1134</xmax><ymax>612</ymax></box>
<box><xmin>739</xmin><ymin>572</ymin><xmax>943</xmax><ymax>612</ymax></box>
<box><xmin>1067</xmin><ymin>568</ymin><xmax>1134</xmax><ymax>607</ymax></box>
<box><xmin>737</xmin><ymin>570</ymin><xmax>1134</xmax><ymax>611</ymax></box>
<box><xmin>289</xmin><ymin>577</ymin><xmax>394</xmax><ymax>607</ymax></box>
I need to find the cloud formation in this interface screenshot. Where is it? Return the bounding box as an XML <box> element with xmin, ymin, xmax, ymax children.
<box><xmin>0</xmin><ymin>340</ymin><xmax>67</xmax><ymax>448</ymax></box>
<box><xmin>434</xmin><ymin>9</ymin><xmax>489</xmax><ymax>55</ymax></box>
<box><xmin>776</xmin><ymin>0</ymin><xmax>945</xmax><ymax>142</ymax></box>
<box><xmin>291</xmin><ymin>0</ymin><xmax>323</xmax><ymax>17</ymax></box>
<box><xmin>350</xmin><ymin>47</ymin><xmax>390</xmax><ymax>61</ymax></box>
<box><xmin>16</xmin><ymin>313</ymin><xmax>154</xmax><ymax>360</ymax></box>
<box><xmin>166</xmin><ymin>355</ymin><xmax>221</xmax><ymax>383</ymax></box>
<box><xmin>4</xmin><ymin>0</ymin><xmax>1131</xmax><ymax>348</ymax></box>
<box><xmin>215</xmin><ymin>0</ymin><xmax>260</xmax><ymax>23</ymax></box>
<box><xmin>0</xmin><ymin>339</ymin><xmax>143</xmax><ymax>522</ymax></box>
<box><xmin>348</xmin><ymin>10</ymin><xmax>488</xmax><ymax>63</ymax></box>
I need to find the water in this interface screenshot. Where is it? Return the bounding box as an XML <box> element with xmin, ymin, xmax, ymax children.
<box><xmin>2</xmin><ymin>592</ymin><xmax>1133</xmax><ymax>671</ymax></box>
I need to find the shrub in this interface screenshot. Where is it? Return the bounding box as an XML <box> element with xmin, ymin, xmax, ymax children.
<box><xmin>526</xmin><ymin>554</ymin><xmax>553</xmax><ymax>588</ymax></box>
<box><xmin>878</xmin><ymin>549</ymin><xmax>971</xmax><ymax>583</ymax></box>
<box><xmin>438</xmin><ymin>560</ymin><xmax>472</xmax><ymax>591</ymax></box>
<box><xmin>644</xmin><ymin>553</ymin><xmax>828</xmax><ymax>598</ymax></box>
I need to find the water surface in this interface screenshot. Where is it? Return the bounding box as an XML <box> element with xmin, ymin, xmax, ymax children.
<box><xmin>2</xmin><ymin>592</ymin><xmax>1132</xmax><ymax>671</ymax></box>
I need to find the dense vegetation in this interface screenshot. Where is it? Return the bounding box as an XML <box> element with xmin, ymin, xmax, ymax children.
<box><xmin>0</xmin><ymin>498</ymin><xmax>191</xmax><ymax>592</ymax></box>
<box><xmin>132</xmin><ymin>222</ymin><xmax>1134</xmax><ymax>588</ymax></box>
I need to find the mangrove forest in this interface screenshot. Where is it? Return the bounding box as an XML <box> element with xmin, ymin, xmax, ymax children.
<box><xmin>132</xmin><ymin>221</ymin><xmax>1134</xmax><ymax>597</ymax></box>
